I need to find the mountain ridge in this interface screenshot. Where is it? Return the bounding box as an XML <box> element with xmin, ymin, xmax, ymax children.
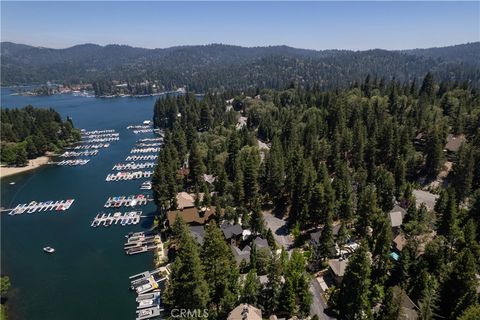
<box><xmin>2</xmin><ymin>41</ymin><xmax>479</xmax><ymax>90</ymax></box>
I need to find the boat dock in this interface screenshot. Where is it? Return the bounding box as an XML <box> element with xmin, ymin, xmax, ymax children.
<box><xmin>90</xmin><ymin>211</ymin><xmax>142</xmax><ymax>227</ymax></box>
<box><xmin>112</xmin><ymin>162</ymin><xmax>155</xmax><ymax>171</ymax></box>
<box><xmin>136</xmin><ymin>306</ymin><xmax>162</xmax><ymax>320</ymax></box>
<box><xmin>104</xmin><ymin>194</ymin><xmax>150</xmax><ymax>208</ymax></box>
<box><xmin>130</xmin><ymin>268</ymin><xmax>166</xmax><ymax>294</ymax></box>
<box><xmin>8</xmin><ymin>199</ymin><xmax>75</xmax><ymax>215</ymax></box>
<box><xmin>106</xmin><ymin>171</ymin><xmax>153</xmax><ymax>181</ymax></box>
<box><xmin>57</xmin><ymin>159</ymin><xmax>90</xmax><ymax>166</ymax></box>
<box><xmin>61</xmin><ymin>150</ymin><xmax>98</xmax><ymax>157</ymax></box>
<box><xmin>125</xmin><ymin>155</ymin><xmax>158</xmax><ymax>162</ymax></box>
<box><xmin>137</xmin><ymin>137</ymin><xmax>163</xmax><ymax>143</ymax></box>
<box><xmin>130</xmin><ymin>148</ymin><xmax>161</xmax><ymax>154</ymax></box>
<box><xmin>124</xmin><ymin>232</ymin><xmax>162</xmax><ymax>255</ymax></box>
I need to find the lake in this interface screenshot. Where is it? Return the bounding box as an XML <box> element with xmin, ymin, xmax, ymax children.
<box><xmin>1</xmin><ymin>88</ymin><xmax>161</xmax><ymax>320</ymax></box>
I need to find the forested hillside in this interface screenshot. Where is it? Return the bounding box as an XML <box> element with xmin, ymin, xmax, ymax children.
<box><xmin>151</xmin><ymin>74</ymin><xmax>480</xmax><ymax>319</ymax></box>
<box><xmin>1</xmin><ymin>106</ymin><xmax>80</xmax><ymax>165</ymax></box>
<box><xmin>2</xmin><ymin>42</ymin><xmax>479</xmax><ymax>92</ymax></box>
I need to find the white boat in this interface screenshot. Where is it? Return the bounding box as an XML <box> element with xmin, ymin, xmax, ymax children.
<box><xmin>43</xmin><ymin>246</ymin><xmax>55</xmax><ymax>253</ymax></box>
<box><xmin>9</xmin><ymin>182</ymin><xmax>15</xmax><ymax>185</ymax></box>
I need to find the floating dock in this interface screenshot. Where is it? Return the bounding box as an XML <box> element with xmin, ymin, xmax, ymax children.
<box><xmin>61</xmin><ymin>150</ymin><xmax>98</xmax><ymax>157</ymax></box>
<box><xmin>112</xmin><ymin>162</ymin><xmax>155</xmax><ymax>171</ymax></box>
<box><xmin>125</xmin><ymin>155</ymin><xmax>158</xmax><ymax>162</ymax></box>
<box><xmin>90</xmin><ymin>211</ymin><xmax>142</xmax><ymax>227</ymax></box>
<box><xmin>8</xmin><ymin>199</ymin><xmax>75</xmax><ymax>215</ymax></box>
<box><xmin>130</xmin><ymin>148</ymin><xmax>161</xmax><ymax>154</ymax></box>
<box><xmin>124</xmin><ymin>232</ymin><xmax>162</xmax><ymax>255</ymax></box>
<box><xmin>104</xmin><ymin>195</ymin><xmax>150</xmax><ymax>208</ymax></box>
<box><xmin>106</xmin><ymin>171</ymin><xmax>153</xmax><ymax>182</ymax></box>
<box><xmin>57</xmin><ymin>159</ymin><xmax>90</xmax><ymax>166</ymax></box>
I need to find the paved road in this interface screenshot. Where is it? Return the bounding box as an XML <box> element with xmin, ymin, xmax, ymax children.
<box><xmin>263</xmin><ymin>211</ymin><xmax>293</xmax><ymax>250</ymax></box>
<box><xmin>310</xmin><ymin>278</ymin><xmax>335</xmax><ymax>320</ymax></box>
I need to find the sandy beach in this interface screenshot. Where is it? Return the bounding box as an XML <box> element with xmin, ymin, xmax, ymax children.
<box><xmin>0</xmin><ymin>156</ymin><xmax>51</xmax><ymax>179</ymax></box>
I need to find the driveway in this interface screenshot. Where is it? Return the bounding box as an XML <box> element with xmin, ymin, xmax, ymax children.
<box><xmin>263</xmin><ymin>211</ymin><xmax>293</xmax><ymax>250</ymax></box>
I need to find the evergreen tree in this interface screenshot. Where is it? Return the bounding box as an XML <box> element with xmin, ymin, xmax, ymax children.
<box><xmin>337</xmin><ymin>244</ymin><xmax>372</xmax><ymax>319</ymax></box>
<box><xmin>201</xmin><ymin>222</ymin><xmax>239</xmax><ymax>317</ymax></box>
<box><xmin>163</xmin><ymin>219</ymin><xmax>209</xmax><ymax>312</ymax></box>
<box><xmin>439</xmin><ymin>248</ymin><xmax>478</xmax><ymax>319</ymax></box>
<box><xmin>241</xmin><ymin>268</ymin><xmax>260</xmax><ymax>306</ymax></box>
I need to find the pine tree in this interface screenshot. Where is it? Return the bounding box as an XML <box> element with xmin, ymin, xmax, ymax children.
<box><xmin>377</xmin><ymin>287</ymin><xmax>401</xmax><ymax>320</ymax></box>
<box><xmin>201</xmin><ymin>222</ymin><xmax>239</xmax><ymax>317</ymax></box>
<box><xmin>424</xmin><ymin>128</ymin><xmax>444</xmax><ymax>178</ymax></box>
<box><xmin>356</xmin><ymin>185</ymin><xmax>381</xmax><ymax>238</ymax></box>
<box><xmin>439</xmin><ymin>248</ymin><xmax>478</xmax><ymax>319</ymax></box>
<box><xmin>280</xmin><ymin>277</ymin><xmax>297</xmax><ymax>316</ymax></box>
<box><xmin>163</xmin><ymin>219</ymin><xmax>209</xmax><ymax>311</ymax></box>
<box><xmin>241</xmin><ymin>268</ymin><xmax>260</xmax><ymax>305</ymax></box>
<box><xmin>263</xmin><ymin>253</ymin><xmax>282</xmax><ymax>314</ymax></box>
<box><xmin>337</xmin><ymin>244</ymin><xmax>372</xmax><ymax>319</ymax></box>
<box><xmin>316</xmin><ymin>212</ymin><xmax>335</xmax><ymax>261</ymax></box>
<box><xmin>417</xmin><ymin>273</ymin><xmax>439</xmax><ymax>320</ymax></box>
<box><xmin>420</xmin><ymin>72</ymin><xmax>435</xmax><ymax>100</ymax></box>
<box><xmin>264</xmin><ymin>135</ymin><xmax>285</xmax><ymax>202</ymax></box>
<box><xmin>188</xmin><ymin>141</ymin><xmax>206</xmax><ymax>187</ymax></box>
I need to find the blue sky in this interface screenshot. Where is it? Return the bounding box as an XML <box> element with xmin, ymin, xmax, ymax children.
<box><xmin>1</xmin><ymin>1</ymin><xmax>479</xmax><ymax>50</ymax></box>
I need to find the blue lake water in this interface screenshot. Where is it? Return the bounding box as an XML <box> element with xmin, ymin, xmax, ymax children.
<box><xmin>1</xmin><ymin>88</ymin><xmax>161</xmax><ymax>320</ymax></box>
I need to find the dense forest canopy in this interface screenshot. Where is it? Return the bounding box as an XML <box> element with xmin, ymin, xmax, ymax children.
<box><xmin>2</xmin><ymin>42</ymin><xmax>479</xmax><ymax>92</ymax></box>
<box><xmin>152</xmin><ymin>74</ymin><xmax>480</xmax><ymax>319</ymax></box>
<box><xmin>0</xmin><ymin>106</ymin><xmax>80</xmax><ymax>165</ymax></box>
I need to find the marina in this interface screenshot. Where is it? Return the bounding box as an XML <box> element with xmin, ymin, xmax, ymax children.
<box><xmin>106</xmin><ymin>171</ymin><xmax>153</xmax><ymax>182</ymax></box>
<box><xmin>1</xmin><ymin>87</ymin><xmax>161</xmax><ymax>320</ymax></box>
<box><xmin>90</xmin><ymin>211</ymin><xmax>142</xmax><ymax>227</ymax></box>
<box><xmin>8</xmin><ymin>199</ymin><xmax>75</xmax><ymax>215</ymax></box>
<box><xmin>104</xmin><ymin>194</ymin><xmax>150</xmax><ymax>208</ymax></box>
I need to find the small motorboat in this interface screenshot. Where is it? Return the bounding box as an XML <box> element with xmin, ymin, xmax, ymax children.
<box><xmin>9</xmin><ymin>182</ymin><xmax>15</xmax><ymax>185</ymax></box>
<box><xmin>43</xmin><ymin>246</ymin><xmax>55</xmax><ymax>254</ymax></box>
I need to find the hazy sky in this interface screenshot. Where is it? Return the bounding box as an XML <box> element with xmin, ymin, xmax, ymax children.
<box><xmin>1</xmin><ymin>1</ymin><xmax>479</xmax><ymax>50</ymax></box>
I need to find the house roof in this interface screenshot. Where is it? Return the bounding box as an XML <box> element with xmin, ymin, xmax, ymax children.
<box><xmin>444</xmin><ymin>134</ymin><xmax>466</xmax><ymax>153</ymax></box>
<box><xmin>253</xmin><ymin>237</ymin><xmax>270</xmax><ymax>250</ymax></box>
<box><xmin>167</xmin><ymin>206</ymin><xmax>216</xmax><ymax>225</ymax></box>
<box><xmin>176</xmin><ymin>192</ymin><xmax>195</xmax><ymax>209</ymax></box>
<box><xmin>388</xmin><ymin>205</ymin><xmax>406</xmax><ymax>227</ymax></box>
<box><xmin>393</xmin><ymin>234</ymin><xmax>407</xmax><ymax>251</ymax></box>
<box><xmin>392</xmin><ymin>287</ymin><xmax>419</xmax><ymax>320</ymax></box>
<box><xmin>189</xmin><ymin>226</ymin><xmax>205</xmax><ymax>245</ymax></box>
<box><xmin>310</xmin><ymin>224</ymin><xmax>342</xmax><ymax>244</ymax></box>
<box><xmin>231</xmin><ymin>244</ymin><xmax>251</xmax><ymax>265</ymax></box>
<box><xmin>227</xmin><ymin>304</ymin><xmax>262</xmax><ymax>320</ymax></box>
<box><xmin>328</xmin><ymin>258</ymin><xmax>348</xmax><ymax>277</ymax></box>
<box><xmin>221</xmin><ymin>222</ymin><xmax>243</xmax><ymax>239</ymax></box>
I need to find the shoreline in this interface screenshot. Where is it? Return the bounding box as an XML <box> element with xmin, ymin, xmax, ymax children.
<box><xmin>0</xmin><ymin>156</ymin><xmax>51</xmax><ymax>179</ymax></box>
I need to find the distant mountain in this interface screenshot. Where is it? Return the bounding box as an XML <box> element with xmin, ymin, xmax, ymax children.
<box><xmin>1</xmin><ymin>42</ymin><xmax>479</xmax><ymax>90</ymax></box>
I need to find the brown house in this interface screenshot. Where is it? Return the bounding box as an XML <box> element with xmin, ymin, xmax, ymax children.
<box><xmin>166</xmin><ymin>192</ymin><xmax>220</xmax><ymax>226</ymax></box>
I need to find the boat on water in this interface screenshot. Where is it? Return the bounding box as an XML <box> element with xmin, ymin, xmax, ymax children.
<box><xmin>9</xmin><ymin>182</ymin><xmax>15</xmax><ymax>185</ymax></box>
<box><xmin>43</xmin><ymin>246</ymin><xmax>55</xmax><ymax>253</ymax></box>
